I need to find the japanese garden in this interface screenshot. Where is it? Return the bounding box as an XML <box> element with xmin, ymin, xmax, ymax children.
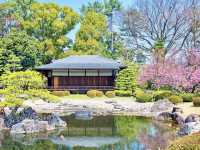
<box><xmin>0</xmin><ymin>0</ymin><xmax>200</xmax><ymax>149</ymax></box>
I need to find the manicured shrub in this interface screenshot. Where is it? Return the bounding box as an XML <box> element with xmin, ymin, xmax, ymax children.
<box><xmin>0</xmin><ymin>71</ymin><xmax>59</xmax><ymax>106</ymax></box>
<box><xmin>51</xmin><ymin>91</ymin><xmax>70</xmax><ymax>97</ymax></box>
<box><xmin>193</xmin><ymin>97</ymin><xmax>200</xmax><ymax>107</ymax></box>
<box><xmin>180</xmin><ymin>93</ymin><xmax>194</xmax><ymax>102</ymax></box>
<box><xmin>105</xmin><ymin>91</ymin><xmax>115</xmax><ymax>98</ymax></box>
<box><xmin>153</xmin><ymin>90</ymin><xmax>172</xmax><ymax>101</ymax></box>
<box><xmin>96</xmin><ymin>90</ymin><xmax>104</xmax><ymax>97</ymax></box>
<box><xmin>87</xmin><ymin>90</ymin><xmax>97</xmax><ymax>98</ymax></box>
<box><xmin>167</xmin><ymin>134</ymin><xmax>200</xmax><ymax>150</ymax></box>
<box><xmin>135</xmin><ymin>89</ymin><xmax>153</xmax><ymax>103</ymax></box>
<box><xmin>115</xmin><ymin>90</ymin><xmax>132</xmax><ymax>97</ymax></box>
<box><xmin>26</xmin><ymin>89</ymin><xmax>59</xmax><ymax>103</ymax></box>
<box><xmin>168</xmin><ymin>95</ymin><xmax>183</xmax><ymax>104</ymax></box>
<box><xmin>115</xmin><ymin>63</ymin><xmax>139</xmax><ymax>91</ymax></box>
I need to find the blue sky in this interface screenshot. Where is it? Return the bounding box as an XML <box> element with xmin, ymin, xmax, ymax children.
<box><xmin>0</xmin><ymin>0</ymin><xmax>133</xmax><ymax>40</ymax></box>
<box><xmin>39</xmin><ymin>0</ymin><xmax>133</xmax><ymax>40</ymax></box>
<box><xmin>39</xmin><ymin>0</ymin><xmax>133</xmax><ymax>12</ymax></box>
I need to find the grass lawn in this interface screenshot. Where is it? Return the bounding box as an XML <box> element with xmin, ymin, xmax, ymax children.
<box><xmin>59</xmin><ymin>94</ymin><xmax>134</xmax><ymax>101</ymax></box>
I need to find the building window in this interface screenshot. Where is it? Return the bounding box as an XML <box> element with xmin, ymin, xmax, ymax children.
<box><xmin>52</xmin><ymin>70</ymin><xmax>68</xmax><ymax>76</ymax></box>
<box><xmin>99</xmin><ymin>70</ymin><xmax>113</xmax><ymax>76</ymax></box>
<box><xmin>69</xmin><ymin>69</ymin><xmax>85</xmax><ymax>76</ymax></box>
<box><xmin>86</xmin><ymin>70</ymin><xmax>98</xmax><ymax>76</ymax></box>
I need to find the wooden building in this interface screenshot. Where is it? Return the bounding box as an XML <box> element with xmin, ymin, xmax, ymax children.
<box><xmin>36</xmin><ymin>55</ymin><xmax>124</xmax><ymax>91</ymax></box>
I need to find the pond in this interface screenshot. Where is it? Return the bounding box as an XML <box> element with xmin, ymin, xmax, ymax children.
<box><xmin>0</xmin><ymin>115</ymin><xmax>177</xmax><ymax>150</ymax></box>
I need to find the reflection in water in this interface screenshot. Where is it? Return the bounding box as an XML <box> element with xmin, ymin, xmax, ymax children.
<box><xmin>0</xmin><ymin>116</ymin><xmax>177</xmax><ymax>150</ymax></box>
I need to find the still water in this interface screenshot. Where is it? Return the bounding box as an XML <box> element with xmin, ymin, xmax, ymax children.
<box><xmin>0</xmin><ymin>115</ymin><xmax>177</xmax><ymax>150</ymax></box>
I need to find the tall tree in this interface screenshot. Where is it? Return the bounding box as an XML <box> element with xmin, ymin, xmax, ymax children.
<box><xmin>122</xmin><ymin>0</ymin><xmax>189</xmax><ymax>59</ymax></box>
<box><xmin>17</xmin><ymin>2</ymin><xmax>79</xmax><ymax>60</ymax></box>
<box><xmin>73</xmin><ymin>11</ymin><xmax>107</xmax><ymax>54</ymax></box>
<box><xmin>0</xmin><ymin>30</ymin><xmax>44</xmax><ymax>74</ymax></box>
<box><xmin>81</xmin><ymin>0</ymin><xmax>123</xmax><ymax>56</ymax></box>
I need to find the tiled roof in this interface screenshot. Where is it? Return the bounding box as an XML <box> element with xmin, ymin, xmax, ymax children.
<box><xmin>36</xmin><ymin>55</ymin><xmax>124</xmax><ymax>70</ymax></box>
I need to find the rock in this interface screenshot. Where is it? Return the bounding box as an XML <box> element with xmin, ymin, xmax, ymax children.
<box><xmin>11</xmin><ymin>119</ymin><xmax>56</xmax><ymax>134</ymax></box>
<box><xmin>4</xmin><ymin>107</ymin><xmax>39</xmax><ymax>128</ymax></box>
<box><xmin>3</xmin><ymin>107</ymin><xmax>12</xmax><ymax>116</ymax></box>
<box><xmin>23</xmin><ymin>119</ymin><xmax>39</xmax><ymax>134</ymax></box>
<box><xmin>151</xmin><ymin>99</ymin><xmax>174</xmax><ymax>112</ymax></box>
<box><xmin>45</xmin><ymin>114</ymin><xmax>66</xmax><ymax>127</ymax></box>
<box><xmin>0</xmin><ymin>118</ymin><xmax>5</xmax><ymax>130</ymax></box>
<box><xmin>156</xmin><ymin>112</ymin><xmax>172</xmax><ymax>121</ymax></box>
<box><xmin>185</xmin><ymin>114</ymin><xmax>200</xmax><ymax>123</ymax></box>
<box><xmin>171</xmin><ymin>112</ymin><xmax>185</xmax><ymax>125</ymax></box>
<box><xmin>11</xmin><ymin>123</ymin><xmax>25</xmax><ymax>134</ymax></box>
<box><xmin>19</xmin><ymin>107</ymin><xmax>38</xmax><ymax>120</ymax></box>
<box><xmin>16</xmin><ymin>107</ymin><xmax>24</xmax><ymax>114</ymax></box>
<box><xmin>37</xmin><ymin>121</ymin><xmax>55</xmax><ymax>132</ymax></box>
<box><xmin>172</xmin><ymin>107</ymin><xmax>183</xmax><ymax>114</ymax></box>
<box><xmin>178</xmin><ymin>122</ymin><xmax>200</xmax><ymax>136</ymax></box>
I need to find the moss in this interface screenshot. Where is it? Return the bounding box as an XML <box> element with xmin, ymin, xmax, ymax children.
<box><xmin>168</xmin><ymin>95</ymin><xmax>183</xmax><ymax>104</ymax></box>
<box><xmin>167</xmin><ymin>134</ymin><xmax>200</xmax><ymax>150</ymax></box>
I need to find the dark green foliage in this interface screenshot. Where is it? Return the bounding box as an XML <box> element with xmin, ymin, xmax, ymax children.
<box><xmin>51</xmin><ymin>91</ymin><xmax>70</xmax><ymax>97</ymax></box>
<box><xmin>116</xmin><ymin>63</ymin><xmax>139</xmax><ymax>91</ymax></box>
<box><xmin>105</xmin><ymin>91</ymin><xmax>116</xmax><ymax>98</ymax></box>
<box><xmin>193</xmin><ymin>97</ymin><xmax>200</xmax><ymax>107</ymax></box>
<box><xmin>180</xmin><ymin>93</ymin><xmax>194</xmax><ymax>102</ymax></box>
<box><xmin>168</xmin><ymin>95</ymin><xmax>183</xmax><ymax>104</ymax></box>
<box><xmin>135</xmin><ymin>89</ymin><xmax>153</xmax><ymax>103</ymax></box>
<box><xmin>115</xmin><ymin>90</ymin><xmax>132</xmax><ymax>97</ymax></box>
<box><xmin>0</xmin><ymin>30</ymin><xmax>44</xmax><ymax>74</ymax></box>
<box><xmin>167</xmin><ymin>134</ymin><xmax>200</xmax><ymax>150</ymax></box>
<box><xmin>153</xmin><ymin>90</ymin><xmax>173</xmax><ymax>101</ymax></box>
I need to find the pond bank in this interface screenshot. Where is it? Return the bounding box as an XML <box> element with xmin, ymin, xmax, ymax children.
<box><xmin>23</xmin><ymin>99</ymin><xmax>174</xmax><ymax>117</ymax></box>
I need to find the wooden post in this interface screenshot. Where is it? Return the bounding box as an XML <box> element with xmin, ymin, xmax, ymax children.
<box><xmin>53</xmin><ymin>77</ymin><xmax>59</xmax><ymax>89</ymax></box>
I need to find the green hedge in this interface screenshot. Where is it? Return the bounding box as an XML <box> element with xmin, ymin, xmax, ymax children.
<box><xmin>87</xmin><ymin>90</ymin><xmax>104</xmax><ymax>98</ymax></box>
<box><xmin>153</xmin><ymin>90</ymin><xmax>172</xmax><ymax>101</ymax></box>
<box><xmin>135</xmin><ymin>89</ymin><xmax>153</xmax><ymax>103</ymax></box>
<box><xmin>115</xmin><ymin>63</ymin><xmax>139</xmax><ymax>91</ymax></box>
<box><xmin>168</xmin><ymin>95</ymin><xmax>183</xmax><ymax>104</ymax></box>
<box><xmin>115</xmin><ymin>90</ymin><xmax>132</xmax><ymax>97</ymax></box>
<box><xmin>180</xmin><ymin>93</ymin><xmax>194</xmax><ymax>102</ymax></box>
<box><xmin>105</xmin><ymin>91</ymin><xmax>115</xmax><ymax>98</ymax></box>
<box><xmin>51</xmin><ymin>91</ymin><xmax>70</xmax><ymax>97</ymax></box>
<box><xmin>193</xmin><ymin>97</ymin><xmax>200</xmax><ymax>107</ymax></box>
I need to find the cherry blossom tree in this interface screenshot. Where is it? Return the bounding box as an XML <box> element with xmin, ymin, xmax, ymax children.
<box><xmin>138</xmin><ymin>49</ymin><xmax>200</xmax><ymax>92</ymax></box>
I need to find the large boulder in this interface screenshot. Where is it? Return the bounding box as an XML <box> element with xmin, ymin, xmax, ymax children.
<box><xmin>0</xmin><ymin>118</ymin><xmax>5</xmax><ymax>130</ymax></box>
<box><xmin>151</xmin><ymin>99</ymin><xmax>174</xmax><ymax>113</ymax></box>
<box><xmin>155</xmin><ymin>112</ymin><xmax>172</xmax><ymax>121</ymax></box>
<box><xmin>44</xmin><ymin>114</ymin><xmax>66</xmax><ymax>127</ymax></box>
<box><xmin>11</xmin><ymin>119</ymin><xmax>55</xmax><ymax>134</ymax></box>
<box><xmin>171</xmin><ymin>112</ymin><xmax>185</xmax><ymax>125</ymax></box>
<box><xmin>11</xmin><ymin>122</ymin><xmax>25</xmax><ymax>134</ymax></box>
<box><xmin>4</xmin><ymin>107</ymin><xmax>39</xmax><ymax>128</ymax></box>
<box><xmin>178</xmin><ymin>122</ymin><xmax>200</xmax><ymax>136</ymax></box>
<box><xmin>185</xmin><ymin>114</ymin><xmax>200</xmax><ymax>123</ymax></box>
